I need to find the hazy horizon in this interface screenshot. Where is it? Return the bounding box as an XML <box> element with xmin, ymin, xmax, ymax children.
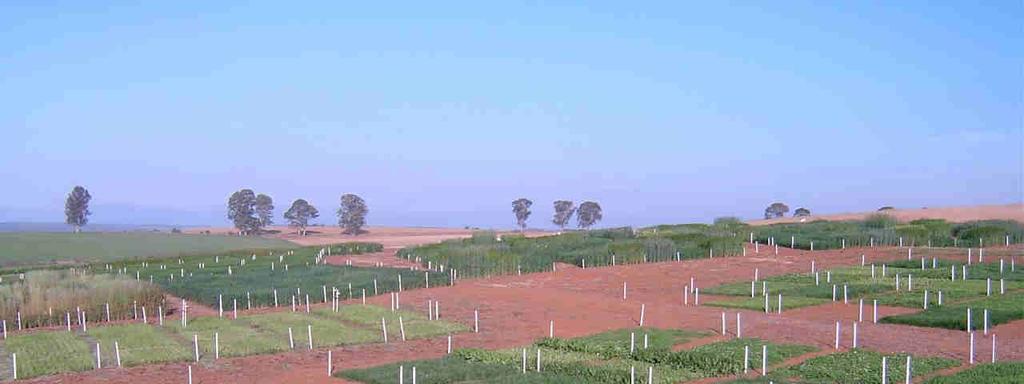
<box><xmin>2</xmin><ymin>2</ymin><xmax>1021</xmax><ymax>229</ymax></box>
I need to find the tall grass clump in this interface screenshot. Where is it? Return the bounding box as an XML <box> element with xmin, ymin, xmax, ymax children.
<box><xmin>0</xmin><ymin>269</ymin><xmax>163</xmax><ymax>328</ymax></box>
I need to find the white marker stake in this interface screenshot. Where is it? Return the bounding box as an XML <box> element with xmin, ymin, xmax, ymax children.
<box><xmin>969</xmin><ymin>332</ymin><xmax>975</xmax><ymax>364</ymax></box>
<box><xmin>188</xmin><ymin>365</ymin><xmax>193</xmax><ymax>384</ymax></box>
<box><xmin>834</xmin><ymin>321</ymin><xmax>841</xmax><ymax>349</ymax></box>
<box><xmin>881</xmin><ymin>357</ymin><xmax>888</xmax><ymax>384</ymax></box>
<box><xmin>549</xmin><ymin>320</ymin><xmax>554</xmax><ymax>338</ymax></box>
<box><xmin>630</xmin><ymin>332</ymin><xmax>635</xmax><ymax>353</ymax></box>
<box><xmin>381</xmin><ymin>318</ymin><xmax>389</xmax><ymax>343</ymax></box>
<box><xmin>521</xmin><ymin>348</ymin><xmax>527</xmax><ymax>373</ymax></box>
<box><xmin>214</xmin><ymin>332</ymin><xmax>219</xmax><ymax>359</ymax></box>
<box><xmin>923</xmin><ymin>291</ymin><xmax>929</xmax><ymax>310</ymax></box>
<box><xmin>761</xmin><ymin>345</ymin><xmax>767</xmax><ymax>376</ymax></box>
<box><xmin>991</xmin><ymin>334</ymin><xmax>996</xmax><ymax>363</ymax></box>
<box><xmin>743</xmin><ymin>345</ymin><xmax>749</xmax><ymax>373</ymax></box>
<box><xmin>193</xmin><ymin>334</ymin><xmax>200</xmax><ymax>362</ymax></box>
<box><xmin>474</xmin><ymin>310</ymin><xmax>479</xmax><ymax>333</ymax></box>
<box><xmin>721</xmin><ymin>312</ymin><xmax>726</xmax><ymax>335</ymax></box>
<box><xmin>736</xmin><ymin>313</ymin><xmax>742</xmax><ymax>338</ymax></box>
<box><xmin>11</xmin><ymin>353</ymin><xmax>16</xmax><ymax>380</ymax></box>
<box><xmin>648</xmin><ymin>366</ymin><xmax>653</xmax><ymax>383</ymax></box>
<box><xmin>95</xmin><ymin>342</ymin><xmax>101</xmax><ymax>369</ymax></box>
<box><xmin>447</xmin><ymin>334</ymin><xmax>452</xmax><ymax>354</ymax></box>
<box><xmin>858</xmin><ymin>299</ymin><xmax>864</xmax><ymax>322</ymax></box>
<box><xmin>536</xmin><ymin>349</ymin><xmax>541</xmax><ymax>372</ymax></box>
<box><xmin>327</xmin><ymin>350</ymin><xmax>332</xmax><ymax>376</ymax></box>
<box><xmin>639</xmin><ymin>304</ymin><xmax>645</xmax><ymax>327</ymax></box>
<box><xmin>399</xmin><ymin>316</ymin><xmax>407</xmax><ymax>341</ymax></box>
<box><xmin>623</xmin><ymin>282</ymin><xmax>627</xmax><ymax>300</ymax></box>
<box><xmin>904</xmin><ymin>355</ymin><xmax>912</xmax><ymax>384</ymax></box>
<box><xmin>288</xmin><ymin>327</ymin><xmax>294</xmax><ymax>349</ymax></box>
<box><xmin>308</xmin><ymin>324</ymin><xmax>313</xmax><ymax>349</ymax></box>
<box><xmin>873</xmin><ymin>300</ymin><xmax>878</xmax><ymax>323</ymax></box>
<box><xmin>114</xmin><ymin>341</ymin><xmax>122</xmax><ymax>367</ymax></box>
<box><xmin>853</xmin><ymin>322</ymin><xmax>858</xmax><ymax>348</ymax></box>
<box><xmin>983</xmin><ymin>309</ymin><xmax>989</xmax><ymax>335</ymax></box>
<box><xmin>695</xmin><ymin>288</ymin><xmax>700</xmax><ymax>305</ymax></box>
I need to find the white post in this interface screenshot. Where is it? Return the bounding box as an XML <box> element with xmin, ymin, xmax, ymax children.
<box><xmin>381</xmin><ymin>318</ymin><xmax>389</xmax><ymax>343</ymax></box>
<box><xmin>834</xmin><ymin>321</ymin><xmax>841</xmax><ymax>349</ymax></box>
<box><xmin>114</xmin><ymin>341</ymin><xmax>122</xmax><ymax>367</ymax></box>
<box><xmin>536</xmin><ymin>349</ymin><xmax>541</xmax><ymax>372</ymax></box>
<box><xmin>399</xmin><ymin>316</ymin><xmax>406</xmax><ymax>341</ymax></box>
<box><xmin>549</xmin><ymin>320</ymin><xmax>554</xmax><ymax>338</ymax></box>
<box><xmin>859</xmin><ymin>299</ymin><xmax>864</xmax><ymax>322</ymax></box>
<box><xmin>219</xmin><ymin>295</ymin><xmax>223</xmax><ymax>317</ymax></box>
<box><xmin>695</xmin><ymin>288</ymin><xmax>700</xmax><ymax>305</ymax></box>
<box><xmin>288</xmin><ymin>327</ymin><xmax>294</xmax><ymax>349</ymax></box>
<box><xmin>327</xmin><ymin>350</ymin><xmax>332</xmax><ymax>376</ymax></box>
<box><xmin>761</xmin><ymin>345</ymin><xmax>767</xmax><ymax>376</ymax></box>
<box><xmin>639</xmin><ymin>304</ymin><xmax>645</xmax><ymax>327</ymax></box>
<box><xmin>447</xmin><ymin>334</ymin><xmax>452</xmax><ymax>354</ymax></box>
<box><xmin>474</xmin><ymin>310</ymin><xmax>479</xmax><ymax>333</ymax></box>
<box><xmin>308</xmin><ymin>324</ymin><xmax>313</xmax><ymax>349</ymax></box>
<box><xmin>214</xmin><ymin>332</ymin><xmax>219</xmax><ymax>359</ymax></box>
<box><xmin>721</xmin><ymin>312</ymin><xmax>726</xmax><ymax>335</ymax></box>
<box><xmin>991</xmin><ymin>334</ymin><xmax>996</xmax><ymax>363</ymax></box>
<box><xmin>983</xmin><ymin>309</ymin><xmax>989</xmax><ymax>335</ymax></box>
<box><xmin>969</xmin><ymin>332</ymin><xmax>975</xmax><ymax>364</ymax></box>
<box><xmin>874</xmin><ymin>300</ymin><xmax>878</xmax><ymax>323</ymax></box>
<box><xmin>736</xmin><ymin>313</ymin><xmax>742</xmax><ymax>338</ymax></box>
<box><xmin>743</xmin><ymin>345</ymin><xmax>749</xmax><ymax>373</ymax></box>
<box><xmin>188</xmin><ymin>365</ymin><xmax>193</xmax><ymax>384</ymax></box>
<box><xmin>853</xmin><ymin>322</ymin><xmax>858</xmax><ymax>348</ymax></box>
<box><xmin>11</xmin><ymin>353</ymin><xmax>16</xmax><ymax>380</ymax></box>
<box><xmin>881</xmin><ymin>357</ymin><xmax>888</xmax><ymax>384</ymax></box>
<box><xmin>905</xmin><ymin>355</ymin><xmax>911</xmax><ymax>384</ymax></box>
<box><xmin>521</xmin><ymin>348</ymin><xmax>527</xmax><ymax>373</ymax></box>
<box><xmin>623</xmin><ymin>282</ymin><xmax>627</xmax><ymax>300</ymax></box>
<box><xmin>193</xmin><ymin>334</ymin><xmax>199</xmax><ymax>362</ymax></box>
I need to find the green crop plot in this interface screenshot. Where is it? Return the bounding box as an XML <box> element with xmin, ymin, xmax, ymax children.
<box><xmin>96</xmin><ymin>242</ymin><xmax>440</xmax><ymax>309</ymax></box>
<box><xmin>339</xmin><ymin>328</ymin><xmax>816</xmax><ymax>384</ymax></box>
<box><xmin>88</xmin><ymin>324</ymin><xmax>191</xmax><ymax>366</ymax></box>
<box><xmin>728</xmin><ymin>349</ymin><xmax>959</xmax><ymax>384</ymax></box>
<box><xmin>4</xmin><ymin>332</ymin><xmax>94</xmax><ymax>378</ymax></box>
<box><xmin>323</xmin><ymin>305</ymin><xmax>467</xmax><ymax>340</ymax></box>
<box><xmin>245</xmin><ymin>311</ymin><xmax>379</xmax><ymax>347</ymax></box>
<box><xmin>399</xmin><ymin>226</ymin><xmax>745</xmax><ymax>279</ymax></box>
<box><xmin>704</xmin><ymin>260</ymin><xmax>1024</xmax><ymax>328</ymax></box>
<box><xmin>169</xmin><ymin>316</ymin><xmax>288</xmax><ymax>358</ymax></box>
<box><xmin>924</xmin><ymin>361</ymin><xmax>1024</xmax><ymax>384</ymax></box>
<box><xmin>0</xmin><ymin>232</ymin><xmax>294</xmax><ymax>269</ymax></box>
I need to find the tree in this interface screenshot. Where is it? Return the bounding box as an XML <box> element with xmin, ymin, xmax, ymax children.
<box><xmin>793</xmin><ymin>207</ymin><xmax>811</xmax><ymax>217</ymax></box>
<box><xmin>512</xmin><ymin>198</ymin><xmax>533</xmax><ymax>231</ymax></box>
<box><xmin>552</xmin><ymin>200</ymin><xmax>575</xmax><ymax>230</ymax></box>
<box><xmin>254</xmin><ymin>194</ymin><xmax>274</xmax><ymax>228</ymax></box>
<box><xmin>284</xmin><ymin>199</ymin><xmax>319</xmax><ymax>235</ymax></box>
<box><xmin>64</xmin><ymin>186</ymin><xmax>92</xmax><ymax>233</ymax></box>
<box><xmin>576</xmin><ymin>201</ymin><xmax>603</xmax><ymax>230</ymax></box>
<box><xmin>337</xmin><ymin>194</ymin><xmax>368</xmax><ymax>235</ymax></box>
<box><xmin>763</xmin><ymin>202</ymin><xmax>789</xmax><ymax>219</ymax></box>
<box><xmin>227</xmin><ymin>189</ymin><xmax>259</xmax><ymax>235</ymax></box>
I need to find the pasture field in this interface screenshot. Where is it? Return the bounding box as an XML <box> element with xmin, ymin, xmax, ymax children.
<box><xmin>703</xmin><ymin>259</ymin><xmax>1024</xmax><ymax>329</ymax></box>
<box><xmin>0</xmin><ymin>304</ymin><xmax>464</xmax><ymax>378</ymax></box>
<box><xmin>339</xmin><ymin>328</ymin><xmax>816</xmax><ymax>383</ymax></box>
<box><xmin>399</xmin><ymin>226</ymin><xmax>745</xmax><ymax>279</ymax></box>
<box><xmin>0</xmin><ymin>232</ymin><xmax>295</xmax><ymax>270</ymax></box>
<box><xmin>751</xmin><ymin>218</ymin><xmax>1024</xmax><ymax>251</ymax></box>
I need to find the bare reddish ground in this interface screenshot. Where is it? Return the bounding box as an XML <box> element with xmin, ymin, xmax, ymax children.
<box><xmin>749</xmin><ymin>203</ymin><xmax>1024</xmax><ymax>225</ymax></box>
<box><xmin>23</xmin><ymin>242</ymin><xmax>1024</xmax><ymax>383</ymax></box>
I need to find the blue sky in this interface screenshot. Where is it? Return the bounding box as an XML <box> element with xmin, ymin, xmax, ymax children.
<box><xmin>0</xmin><ymin>1</ymin><xmax>1020</xmax><ymax>228</ymax></box>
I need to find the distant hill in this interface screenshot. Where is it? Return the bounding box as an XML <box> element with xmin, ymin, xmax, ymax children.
<box><xmin>748</xmin><ymin>203</ymin><xmax>1023</xmax><ymax>225</ymax></box>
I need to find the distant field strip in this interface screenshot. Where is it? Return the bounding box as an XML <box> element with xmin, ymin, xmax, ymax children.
<box><xmin>0</xmin><ymin>232</ymin><xmax>294</xmax><ymax>269</ymax></box>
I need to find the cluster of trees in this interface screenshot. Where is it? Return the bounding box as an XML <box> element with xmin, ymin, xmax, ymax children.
<box><xmin>227</xmin><ymin>190</ymin><xmax>367</xmax><ymax>236</ymax></box>
<box><xmin>763</xmin><ymin>202</ymin><xmax>811</xmax><ymax>219</ymax></box>
<box><xmin>511</xmin><ymin>198</ymin><xmax>603</xmax><ymax>231</ymax></box>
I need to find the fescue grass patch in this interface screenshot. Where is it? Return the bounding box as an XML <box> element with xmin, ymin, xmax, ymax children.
<box><xmin>924</xmin><ymin>361</ymin><xmax>1024</xmax><ymax>384</ymax></box>
<box><xmin>4</xmin><ymin>331</ymin><xmax>94</xmax><ymax>378</ymax></box>
<box><xmin>88</xmin><ymin>323</ymin><xmax>191</xmax><ymax>366</ymax></box>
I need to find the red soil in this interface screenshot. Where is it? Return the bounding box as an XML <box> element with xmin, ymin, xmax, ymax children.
<box><xmin>23</xmin><ymin>243</ymin><xmax>1024</xmax><ymax>384</ymax></box>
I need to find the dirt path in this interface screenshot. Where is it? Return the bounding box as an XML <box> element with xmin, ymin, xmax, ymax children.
<box><xmin>21</xmin><ymin>244</ymin><xmax>1024</xmax><ymax>383</ymax></box>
